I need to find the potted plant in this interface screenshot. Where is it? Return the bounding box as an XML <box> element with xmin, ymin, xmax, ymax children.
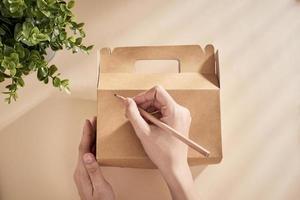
<box><xmin>0</xmin><ymin>0</ymin><xmax>93</xmax><ymax>103</ymax></box>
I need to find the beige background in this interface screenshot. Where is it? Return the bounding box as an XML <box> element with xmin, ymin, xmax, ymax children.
<box><xmin>1</xmin><ymin>0</ymin><xmax>300</xmax><ymax>199</ymax></box>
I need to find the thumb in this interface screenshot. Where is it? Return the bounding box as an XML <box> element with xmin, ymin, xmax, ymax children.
<box><xmin>125</xmin><ymin>98</ymin><xmax>150</xmax><ymax>136</ymax></box>
<box><xmin>83</xmin><ymin>153</ymin><xmax>107</xmax><ymax>187</ymax></box>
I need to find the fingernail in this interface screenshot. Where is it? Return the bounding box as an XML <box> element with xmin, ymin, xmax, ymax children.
<box><xmin>83</xmin><ymin>153</ymin><xmax>94</xmax><ymax>164</ymax></box>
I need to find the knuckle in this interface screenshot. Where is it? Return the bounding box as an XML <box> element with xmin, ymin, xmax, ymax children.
<box><xmin>182</xmin><ymin>106</ymin><xmax>190</xmax><ymax>114</ymax></box>
<box><xmin>126</xmin><ymin>98</ymin><xmax>135</xmax><ymax>108</ymax></box>
<box><xmin>128</xmin><ymin>98</ymin><xmax>134</xmax><ymax>103</ymax></box>
<box><xmin>88</xmin><ymin>167</ymin><xmax>98</xmax><ymax>175</ymax></box>
<box><xmin>96</xmin><ymin>183</ymin><xmax>113</xmax><ymax>194</ymax></box>
<box><xmin>127</xmin><ymin>98</ymin><xmax>133</xmax><ymax>104</ymax></box>
<box><xmin>154</xmin><ymin>85</ymin><xmax>163</xmax><ymax>92</ymax></box>
<box><xmin>185</xmin><ymin>108</ymin><xmax>191</xmax><ymax>117</ymax></box>
<box><xmin>179</xmin><ymin>106</ymin><xmax>191</xmax><ymax>118</ymax></box>
<box><xmin>78</xmin><ymin>143</ymin><xmax>84</xmax><ymax>152</ymax></box>
<box><xmin>86</xmin><ymin>163</ymin><xmax>99</xmax><ymax>174</ymax></box>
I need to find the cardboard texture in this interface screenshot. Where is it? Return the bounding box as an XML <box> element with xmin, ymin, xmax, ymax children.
<box><xmin>97</xmin><ymin>45</ymin><xmax>222</xmax><ymax>168</ymax></box>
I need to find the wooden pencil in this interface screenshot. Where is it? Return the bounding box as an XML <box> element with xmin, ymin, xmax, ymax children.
<box><xmin>114</xmin><ymin>94</ymin><xmax>210</xmax><ymax>157</ymax></box>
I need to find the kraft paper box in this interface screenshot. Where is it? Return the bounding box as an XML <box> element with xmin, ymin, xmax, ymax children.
<box><xmin>97</xmin><ymin>45</ymin><xmax>222</xmax><ymax>168</ymax></box>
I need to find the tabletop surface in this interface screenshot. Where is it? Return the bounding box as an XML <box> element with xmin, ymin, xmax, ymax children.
<box><xmin>0</xmin><ymin>0</ymin><xmax>300</xmax><ymax>199</ymax></box>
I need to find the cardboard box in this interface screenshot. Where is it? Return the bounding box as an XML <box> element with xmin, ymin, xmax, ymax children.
<box><xmin>97</xmin><ymin>45</ymin><xmax>222</xmax><ymax>168</ymax></box>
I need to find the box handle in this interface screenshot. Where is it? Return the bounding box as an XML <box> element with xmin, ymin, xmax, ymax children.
<box><xmin>100</xmin><ymin>45</ymin><xmax>216</xmax><ymax>74</ymax></box>
<box><xmin>134</xmin><ymin>59</ymin><xmax>180</xmax><ymax>73</ymax></box>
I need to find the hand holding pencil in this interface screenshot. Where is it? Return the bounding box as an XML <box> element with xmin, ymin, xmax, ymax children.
<box><xmin>115</xmin><ymin>93</ymin><xmax>210</xmax><ymax>157</ymax></box>
<box><xmin>115</xmin><ymin>85</ymin><xmax>209</xmax><ymax>173</ymax></box>
<box><xmin>116</xmin><ymin>86</ymin><xmax>200</xmax><ymax>199</ymax></box>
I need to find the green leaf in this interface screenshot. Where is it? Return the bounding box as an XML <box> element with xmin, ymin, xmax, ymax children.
<box><xmin>35</xmin><ymin>33</ymin><xmax>50</xmax><ymax>41</ymax></box>
<box><xmin>60</xmin><ymin>79</ymin><xmax>70</xmax><ymax>94</ymax></box>
<box><xmin>3</xmin><ymin>45</ymin><xmax>14</xmax><ymax>55</ymax></box>
<box><xmin>48</xmin><ymin>65</ymin><xmax>57</xmax><ymax>76</ymax></box>
<box><xmin>59</xmin><ymin>32</ymin><xmax>67</xmax><ymax>40</ymax></box>
<box><xmin>37</xmin><ymin>67</ymin><xmax>48</xmax><ymax>80</ymax></box>
<box><xmin>63</xmin><ymin>86</ymin><xmax>71</xmax><ymax>94</ymax></box>
<box><xmin>43</xmin><ymin>77</ymin><xmax>49</xmax><ymax>84</ymax></box>
<box><xmin>68</xmin><ymin>36</ymin><xmax>76</xmax><ymax>43</ymax></box>
<box><xmin>22</xmin><ymin>22</ymin><xmax>33</xmax><ymax>38</ymax></box>
<box><xmin>52</xmin><ymin>76</ymin><xmax>60</xmax><ymax>87</ymax></box>
<box><xmin>1</xmin><ymin>59</ymin><xmax>11</xmax><ymax>69</ymax></box>
<box><xmin>0</xmin><ymin>67</ymin><xmax>5</xmax><ymax>73</ymax></box>
<box><xmin>0</xmin><ymin>74</ymin><xmax>5</xmax><ymax>82</ymax></box>
<box><xmin>41</xmin><ymin>10</ymin><xmax>51</xmax><ymax>17</ymax></box>
<box><xmin>14</xmin><ymin>23</ymin><xmax>23</xmax><ymax>41</ymax></box>
<box><xmin>87</xmin><ymin>45</ymin><xmax>93</xmax><ymax>51</ymax></box>
<box><xmin>17</xmin><ymin>77</ymin><xmax>25</xmax><ymax>87</ymax></box>
<box><xmin>57</xmin><ymin>16</ymin><xmax>64</xmax><ymax>24</ymax></box>
<box><xmin>10</xmin><ymin>53</ymin><xmax>19</xmax><ymax>63</ymax></box>
<box><xmin>47</xmin><ymin>0</ymin><xmax>56</xmax><ymax>5</ymax></box>
<box><xmin>67</xmin><ymin>0</ymin><xmax>75</xmax><ymax>9</ymax></box>
<box><xmin>12</xmin><ymin>93</ymin><xmax>18</xmax><ymax>101</ymax></box>
<box><xmin>61</xmin><ymin>79</ymin><xmax>69</xmax><ymax>87</ymax></box>
<box><xmin>1</xmin><ymin>53</ymin><xmax>19</xmax><ymax>69</ymax></box>
<box><xmin>77</xmin><ymin>23</ymin><xmax>84</xmax><ymax>28</ymax></box>
<box><xmin>79</xmin><ymin>29</ymin><xmax>86</xmax><ymax>37</ymax></box>
<box><xmin>60</xmin><ymin>4</ymin><xmax>67</xmax><ymax>12</ymax></box>
<box><xmin>15</xmin><ymin>43</ymin><xmax>25</xmax><ymax>58</ymax></box>
<box><xmin>28</xmin><ymin>61</ymin><xmax>36</xmax><ymax>70</ymax></box>
<box><xmin>9</xmin><ymin>6</ymin><xmax>19</xmax><ymax>13</ymax></box>
<box><xmin>10</xmin><ymin>68</ymin><xmax>16</xmax><ymax>76</ymax></box>
<box><xmin>9</xmin><ymin>84</ymin><xmax>17</xmax><ymax>90</ymax></box>
<box><xmin>37</xmin><ymin>0</ymin><xmax>47</xmax><ymax>9</ymax></box>
<box><xmin>75</xmin><ymin>37</ymin><xmax>82</xmax><ymax>45</ymax></box>
<box><xmin>31</xmin><ymin>27</ymin><xmax>39</xmax><ymax>35</ymax></box>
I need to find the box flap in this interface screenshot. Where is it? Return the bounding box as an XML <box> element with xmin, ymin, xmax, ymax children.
<box><xmin>98</xmin><ymin>44</ymin><xmax>220</xmax><ymax>88</ymax></box>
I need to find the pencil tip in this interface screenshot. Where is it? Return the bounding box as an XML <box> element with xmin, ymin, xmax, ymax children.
<box><xmin>114</xmin><ymin>93</ymin><xmax>126</xmax><ymax>101</ymax></box>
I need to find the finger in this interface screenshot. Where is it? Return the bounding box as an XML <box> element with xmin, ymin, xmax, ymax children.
<box><xmin>125</xmin><ymin>98</ymin><xmax>150</xmax><ymax>136</ymax></box>
<box><xmin>139</xmin><ymin>100</ymin><xmax>153</xmax><ymax>110</ymax></box>
<box><xmin>74</xmin><ymin>119</ymin><xmax>98</xmax><ymax>199</ymax></box>
<box><xmin>146</xmin><ymin>106</ymin><xmax>158</xmax><ymax>114</ymax></box>
<box><xmin>91</xmin><ymin>116</ymin><xmax>97</xmax><ymax>154</ymax></box>
<box><xmin>134</xmin><ymin>85</ymin><xmax>174</xmax><ymax>105</ymax></box>
<box><xmin>133</xmin><ymin>85</ymin><xmax>176</xmax><ymax>116</ymax></box>
<box><xmin>83</xmin><ymin>153</ymin><xmax>107</xmax><ymax>188</ymax></box>
<box><xmin>78</xmin><ymin>120</ymin><xmax>95</xmax><ymax>158</ymax></box>
<box><xmin>91</xmin><ymin>116</ymin><xmax>97</xmax><ymax>133</ymax></box>
<box><xmin>74</xmin><ymin>164</ymin><xmax>93</xmax><ymax>199</ymax></box>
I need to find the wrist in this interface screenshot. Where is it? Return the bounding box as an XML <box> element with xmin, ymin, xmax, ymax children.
<box><xmin>159</xmin><ymin>160</ymin><xmax>190</xmax><ymax>177</ymax></box>
<box><xmin>159</xmin><ymin>162</ymin><xmax>196</xmax><ymax>200</ymax></box>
